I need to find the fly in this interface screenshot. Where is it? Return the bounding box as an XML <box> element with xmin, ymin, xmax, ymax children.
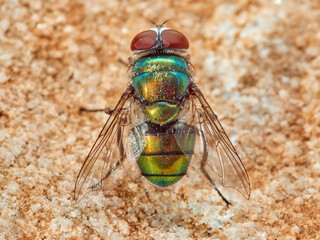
<box><xmin>74</xmin><ymin>24</ymin><xmax>250</xmax><ymax>205</ymax></box>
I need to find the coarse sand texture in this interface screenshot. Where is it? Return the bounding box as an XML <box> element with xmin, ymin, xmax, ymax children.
<box><xmin>0</xmin><ymin>0</ymin><xmax>319</xmax><ymax>239</ymax></box>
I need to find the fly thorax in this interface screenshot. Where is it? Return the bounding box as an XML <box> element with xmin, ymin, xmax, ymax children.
<box><xmin>132</xmin><ymin>55</ymin><xmax>190</xmax><ymax>125</ymax></box>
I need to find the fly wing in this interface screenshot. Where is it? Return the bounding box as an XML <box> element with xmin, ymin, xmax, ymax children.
<box><xmin>74</xmin><ymin>87</ymin><xmax>135</xmax><ymax>202</ymax></box>
<box><xmin>190</xmin><ymin>84</ymin><xmax>250</xmax><ymax>200</ymax></box>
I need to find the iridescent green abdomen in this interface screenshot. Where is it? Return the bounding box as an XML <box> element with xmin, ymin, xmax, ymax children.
<box><xmin>133</xmin><ymin>55</ymin><xmax>190</xmax><ymax>125</ymax></box>
<box><xmin>135</xmin><ymin>122</ymin><xmax>196</xmax><ymax>187</ymax></box>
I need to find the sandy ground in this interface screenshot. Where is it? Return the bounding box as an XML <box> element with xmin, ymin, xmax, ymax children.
<box><xmin>1</xmin><ymin>0</ymin><xmax>320</xmax><ymax>239</ymax></box>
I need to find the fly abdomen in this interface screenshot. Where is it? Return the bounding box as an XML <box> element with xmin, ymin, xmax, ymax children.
<box><xmin>135</xmin><ymin>122</ymin><xmax>196</xmax><ymax>187</ymax></box>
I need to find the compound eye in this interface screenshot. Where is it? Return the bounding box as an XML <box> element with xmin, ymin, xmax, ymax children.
<box><xmin>130</xmin><ymin>30</ymin><xmax>157</xmax><ymax>51</ymax></box>
<box><xmin>161</xmin><ymin>29</ymin><xmax>189</xmax><ymax>49</ymax></box>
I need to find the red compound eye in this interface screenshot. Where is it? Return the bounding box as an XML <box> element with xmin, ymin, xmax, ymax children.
<box><xmin>161</xmin><ymin>29</ymin><xmax>189</xmax><ymax>49</ymax></box>
<box><xmin>130</xmin><ymin>30</ymin><xmax>157</xmax><ymax>51</ymax></box>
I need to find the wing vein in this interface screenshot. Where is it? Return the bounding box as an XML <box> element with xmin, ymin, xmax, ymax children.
<box><xmin>74</xmin><ymin>87</ymin><xmax>133</xmax><ymax>202</ymax></box>
<box><xmin>191</xmin><ymin>83</ymin><xmax>250</xmax><ymax>199</ymax></box>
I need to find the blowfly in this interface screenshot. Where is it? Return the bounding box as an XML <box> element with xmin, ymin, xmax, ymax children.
<box><xmin>74</xmin><ymin>24</ymin><xmax>250</xmax><ymax>205</ymax></box>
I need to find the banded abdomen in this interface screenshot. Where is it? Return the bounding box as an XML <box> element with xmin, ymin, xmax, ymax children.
<box><xmin>135</xmin><ymin>122</ymin><xmax>196</xmax><ymax>187</ymax></box>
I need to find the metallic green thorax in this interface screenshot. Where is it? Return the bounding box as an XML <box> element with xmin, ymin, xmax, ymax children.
<box><xmin>135</xmin><ymin>122</ymin><xmax>196</xmax><ymax>187</ymax></box>
<box><xmin>133</xmin><ymin>55</ymin><xmax>190</xmax><ymax>125</ymax></box>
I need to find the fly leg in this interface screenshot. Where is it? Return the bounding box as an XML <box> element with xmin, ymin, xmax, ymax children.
<box><xmin>118</xmin><ymin>58</ymin><xmax>129</xmax><ymax>67</ymax></box>
<box><xmin>199</xmin><ymin>125</ymin><xmax>231</xmax><ymax>206</ymax></box>
<box><xmin>80</xmin><ymin>107</ymin><xmax>114</xmax><ymax>115</ymax></box>
<box><xmin>79</xmin><ymin>58</ymin><xmax>129</xmax><ymax>115</ymax></box>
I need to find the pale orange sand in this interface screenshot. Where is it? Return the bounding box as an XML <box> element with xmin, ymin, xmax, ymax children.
<box><xmin>0</xmin><ymin>0</ymin><xmax>319</xmax><ymax>239</ymax></box>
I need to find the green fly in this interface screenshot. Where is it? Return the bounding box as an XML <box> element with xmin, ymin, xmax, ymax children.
<box><xmin>74</xmin><ymin>25</ymin><xmax>250</xmax><ymax>205</ymax></box>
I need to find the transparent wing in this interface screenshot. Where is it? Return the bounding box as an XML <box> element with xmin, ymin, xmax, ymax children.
<box><xmin>190</xmin><ymin>84</ymin><xmax>250</xmax><ymax>200</ymax></box>
<box><xmin>74</xmin><ymin>87</ymin><xmax>135</xmax><ymax>202</ymax></box>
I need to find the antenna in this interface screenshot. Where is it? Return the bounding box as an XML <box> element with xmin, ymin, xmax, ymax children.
<box><xmin>161</xmin><ymin>19</ymin><xmax>171</xmax><ymax>26</ymax></box>
<box><xmin>146</xmin><ymin>19</ymin><xmax>171</xmax><ymax>27</ymax></box>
